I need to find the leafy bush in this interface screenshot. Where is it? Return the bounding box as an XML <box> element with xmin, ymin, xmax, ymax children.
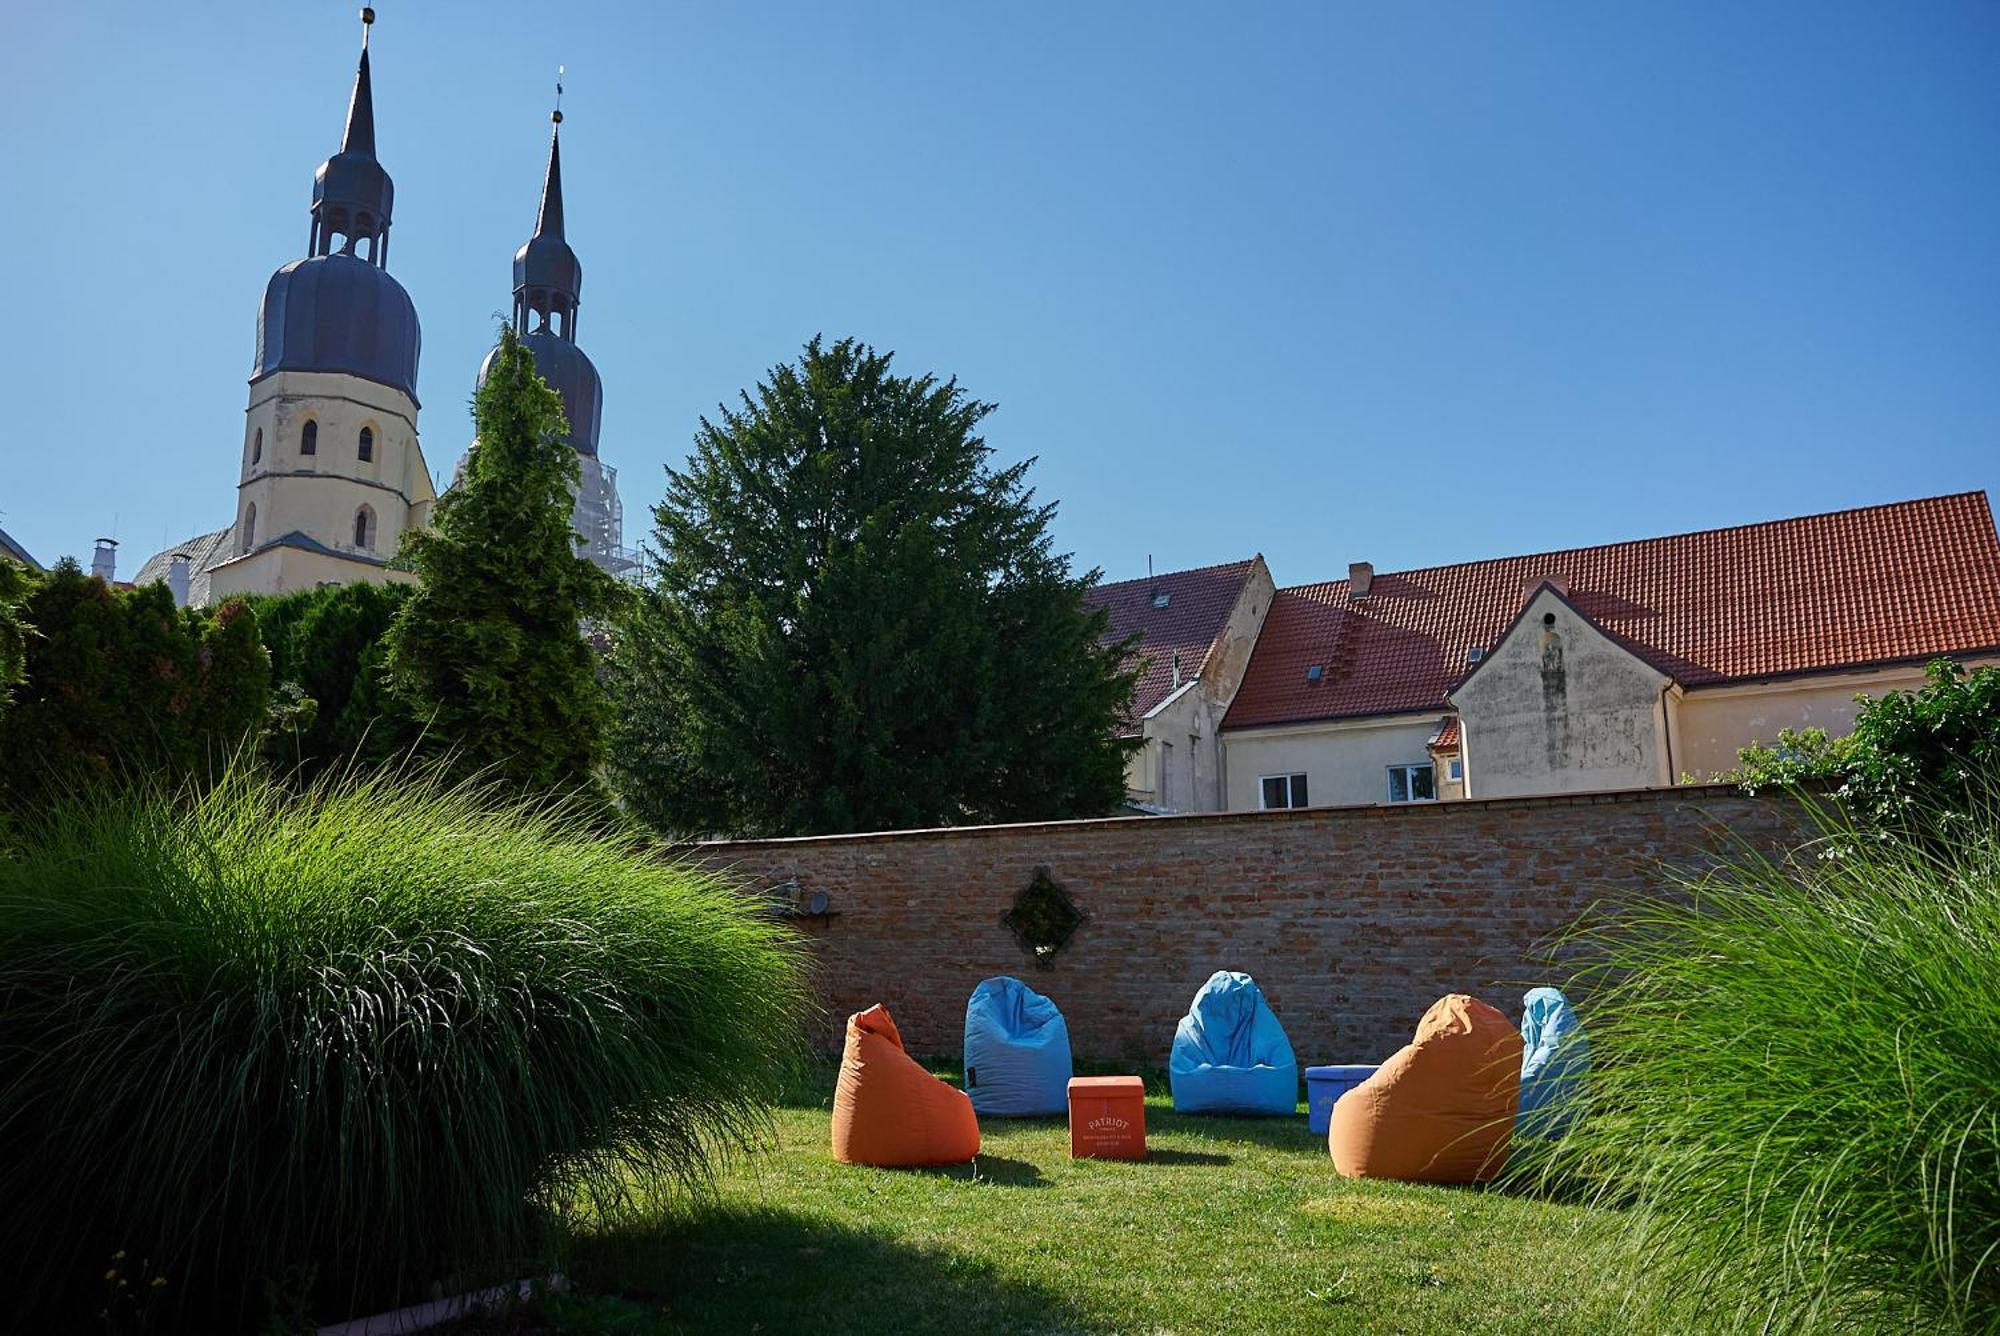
<box><xmin>1723</xmin><ymin>661</ymin><xmax>2000</xmax><ymax>838</ymax></box>
<box><xmin>0</xmin><ymin>560</ymin><xmax>270</xmax><ymax>807</ymax></box>
<box><xmin>0</xmin><ymin>766</ymin><xmax>811</xmax><ymax>1329</ymax></box>
<box><xmin>1843</xmin><ymin>660</ymin><xmax>2000</xmax><ymax>836</ymax></box>
<box><xmin>1537</xmin><ymin>798</ymin><xmax>2000</xmax><ymax>1331</ymax></box>
<box><xmin>1718</xmin><ymin>725</ymin><xmax>1858</xmax><ymax>792</ymax></box>
<box><xmin>247</xmin><ymin>581</ymin><xmax>425</xmax><ymax>779</ymax></box>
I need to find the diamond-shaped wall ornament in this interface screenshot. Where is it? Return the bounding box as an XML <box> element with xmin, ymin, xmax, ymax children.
<box><xmin>1001</xmin><ymin>867</ymin><xmax>1087</xmax><ymax>966</ymax></box>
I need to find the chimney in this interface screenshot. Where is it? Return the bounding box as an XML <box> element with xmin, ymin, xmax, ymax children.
<box><xmin>90</xmin><ymin>537</ymin><xmax>118</xmax><ymax>584</ymax></box>
<box><xmin>1348</xmin><ymin>561</ymin><xmax>1374</xmax><ymax>598</ymax></box>
<box><xmin>166</xmin><ymin>553</ymin><xmax>191</xmax><ymax>608</ymax></box>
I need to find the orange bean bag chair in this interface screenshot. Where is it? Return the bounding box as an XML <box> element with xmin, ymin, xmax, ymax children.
<box><xmin>1328</xmin><ymin>994</ymin><xmax>1523</xmax><ymax>1184</ymax></box>
<box><xmin>830</xmin><ymin>1004</ymin><xmax>981</xmax><ymax>1167</ymax></box>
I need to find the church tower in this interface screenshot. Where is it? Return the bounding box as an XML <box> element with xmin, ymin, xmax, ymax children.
<box><xmin>202</xmin><ymin>10</ymin><xmax>435</xmax><ymax>602</ymax></box>
<box><xmin>471</xmin><ymin>97</ymin><xmax>631</xmax><ymax>576</ymax></box>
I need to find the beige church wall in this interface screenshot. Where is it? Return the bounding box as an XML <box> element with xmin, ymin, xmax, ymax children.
<box><xmin>207</xmin><ymin>545</ymin><xmax>417</xmax><ymax>603</ymax></box>
<box><xmin>234</xmin><ymin>370</ymin><xmax>435</xmax><ymax>569</ymax></box>
<box><xmin>1676</xmin><ymin>655</ymin><xmax>2000</xmax><ymax>778</ymax></box>
<box><xmin>1451</xmin><ymin>587</ymin><xmax>1673</xmax><ymax>799</ymax></box>
<box><xmin>235</xmin><ymin>472</ymin><xmax>419</xmax><ymax>563</ymax></box>
<box><xmin>1221</xmin><ymin>714</ymin><xmax>1442</xmax><ymax>810</ymax></box>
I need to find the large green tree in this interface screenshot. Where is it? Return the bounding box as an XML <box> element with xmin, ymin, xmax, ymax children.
<box><xmin>609</xmin><ymin>336</ymin><xmax>1136</xmax><ymax>837</ymax></box>
<box><xmin>384</xmin><ymin>325</ymin><xmax>618</xmax><ymax>793</ymax></box>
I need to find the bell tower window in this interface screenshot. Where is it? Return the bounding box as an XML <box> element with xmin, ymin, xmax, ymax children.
<box><xmin>353</xmin><ymin>505</ymin><xmax>377</xmax><ymax>552</ymax></box>
<box><xmin>251</xmin><ymin>428</ymin><xmax>263</xmax><ymax>465</ymax></box>
<box><xmin>358</xmin><ymin>426</ymin><xmax>374</xmax><ymax>463</ymax></box>
<box><xmin>242</xmin><ymin>503</ymin><xmax>257</xmax><ymax>554</ymax></box>
<box><xmin>300</xmin><ymin>420</ymin><xmax>318</xmax><ymax>456</ymax></box>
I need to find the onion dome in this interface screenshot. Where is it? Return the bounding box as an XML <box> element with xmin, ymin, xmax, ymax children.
<box><xmin>251</xmin><ymin>11</ymin><xmax>421</xmax><ymax>403</ymax></box>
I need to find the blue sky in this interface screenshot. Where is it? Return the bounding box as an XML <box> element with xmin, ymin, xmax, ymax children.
<box><xmin>4</xmin><ymin>2</ymin><xmax>1996</xmax><ymax>585</ymax></box>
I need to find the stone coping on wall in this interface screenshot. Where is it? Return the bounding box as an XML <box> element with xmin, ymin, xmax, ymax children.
<box><xmin>689</xmin><ymin>781</ymin><xmax>1754</xmax><ymax>853</ymax></box>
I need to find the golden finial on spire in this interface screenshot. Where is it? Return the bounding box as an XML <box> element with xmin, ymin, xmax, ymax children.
<box><xmin>360</xmin><ymin>7</ymin><xmax>374</xmax><ymax>48</ymax></box>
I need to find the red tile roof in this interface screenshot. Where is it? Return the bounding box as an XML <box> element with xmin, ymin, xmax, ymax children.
<box><xmin>1226</xmin><ymin>492</ymin><xmax>2000</xmax><ymax>730</ymax></box>
<box><xmin>1086</xmin><ymin>557</ymin><xmax>1260</xmax><ymax>725</ymax></box>
<box><xmin>1427</xmin><ymin>716</ymin><xmax>1461</xmax><ymax>753</ymax></box>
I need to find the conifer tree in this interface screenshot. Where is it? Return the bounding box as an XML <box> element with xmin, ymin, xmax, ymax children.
<box><xmin>386</xmin><ymin>325</ymin><xmax>617</xmax><ymax>793</ymax></box>
<box><xmin>0</xmin><ymin>557</ymin><xmax>26</xmax><ymax>718</ymax></box>
<box><xmin>609</xmin><ymin>336</ymin><xmax>1137</xmax><ymax>837</ymax></box>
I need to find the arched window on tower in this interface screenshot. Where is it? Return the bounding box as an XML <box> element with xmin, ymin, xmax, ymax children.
<box><xmin>353</xmin><ymin>505</ymin><xmax>376</xmax><ymax>552</ymax></box>
<box><xmin>301</xmin><ymin>420</ymin><xmax>318</xmax><ymax>456</ymax></box>
<box><xmin>358</xmin><ymin>426</ymin><xmax>374</xmax><ymax>463</ymax></box>
<box><xmin>251</xmin><ymin>427</ymin><xmax>263</xmax><ymax>465</ymax></box>
<box><xmin>242</xmin><ymin>503</ymin><xmax>257</xmax><ymax>554</ymax></box>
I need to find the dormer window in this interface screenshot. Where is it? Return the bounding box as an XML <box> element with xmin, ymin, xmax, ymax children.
<box><xmin>1151</xmin><ymin>590</ymin><xmax>1170</xmax><ymax>609</ymax></box>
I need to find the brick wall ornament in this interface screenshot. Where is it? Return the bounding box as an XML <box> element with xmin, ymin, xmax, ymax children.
<box><xmin>1001</xmin><ymin>867</ymin><xmax>1088</xmax><ymax>967</ymax></box>
<box><xmin>693</xmin><ymin>785</ymin><xmax>1816</xmax><ymax>1062</ymax></box>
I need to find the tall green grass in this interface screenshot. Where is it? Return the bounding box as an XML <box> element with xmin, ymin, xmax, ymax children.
<box><xmin>0</xmin><ymin>766</ymin><xmax>810</xmax><ymax>1329</ymax></box>
<box><xmin>1536</xmin><ymin>797</ymin><xmax>2000</xmax><ymax>1332</ymax></box>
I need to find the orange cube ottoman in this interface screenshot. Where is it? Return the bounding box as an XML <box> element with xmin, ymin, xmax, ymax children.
<box><xmin>1067</xmin><ymin>1075</ymin><xmax>1147</xmax><ymax>1160</ymax></box>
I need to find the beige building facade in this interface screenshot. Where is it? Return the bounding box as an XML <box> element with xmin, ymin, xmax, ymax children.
<box><xmin>203</xmin><ymin>370</ymin><xmax>433</xmax><ymax>602</ymax></box>
<box><xmin>1207</xmin><ymin>493</ymin><xmax>2000</xmax><ymax>811</ymax></box>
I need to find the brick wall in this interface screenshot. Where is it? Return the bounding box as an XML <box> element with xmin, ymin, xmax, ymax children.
<box><xmin>690</xmin><ymin>785</ymin><xmax>1810</xmax><ymax>1064</ymax></box>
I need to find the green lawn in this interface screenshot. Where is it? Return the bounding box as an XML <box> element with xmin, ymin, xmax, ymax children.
<box><xmin>518</xmin><ymin>1066</ymin><xmax>1660</xmax><ymax>1335</ymax></box>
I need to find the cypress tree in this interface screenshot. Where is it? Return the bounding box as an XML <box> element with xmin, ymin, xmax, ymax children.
<box><xmin>609</xmin><ymin>336</ymin><xmax>1137</xmax><ymax>837</ymax></box>
<box><xmin>385</xmin><ymin>324</ymin><xmax>618</xmax><ymax>794</ymax></box>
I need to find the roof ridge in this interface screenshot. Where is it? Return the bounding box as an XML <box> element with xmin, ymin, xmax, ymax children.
<box><xmin>1092</xmin><ymin>555</ymin><xmax>1258</xmax><ymax>593</ymax></box>
<box><xmin>1277</xmin><ymin>491</ymin><xmax>1993</xmax><ymax>596</ymax></box>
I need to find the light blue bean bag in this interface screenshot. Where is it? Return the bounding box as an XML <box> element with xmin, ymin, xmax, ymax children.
<box><xmin>1517</xmin><ymin>986</ymin><xmax>1588</xmax><ymax>1137</ymax></box>
<box><xmin>1170</xmin><ymin>970</ymin><xmax>1298</xmax><ymax>1116</ymax></box>
<box><xmin>963</xmin><ymin>976</ymin><xmax>1072</xmax><ymax>1117</ymax></box>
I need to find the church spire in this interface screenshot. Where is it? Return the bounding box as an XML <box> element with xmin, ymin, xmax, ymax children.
<box><xmin>512</xmin><ymin>76</ymin><xmax>582</xmax><ymax>340</ymax></box>
<box><xmin>535</xmin><ymin>116</ymin><xmax>566</xmax><ymax>241</ymax></box>
<box><xmin>311</xmin><ymin>9</ymin><xmax>393</xmax><ymax>263</ymax></box>
<box><xmin>341</xmin><ymin>37</ymin><xmax>377</xmax><ymax>158</ymax></box>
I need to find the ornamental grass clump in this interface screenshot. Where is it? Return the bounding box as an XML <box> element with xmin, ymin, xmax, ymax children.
<box><xmin>1537</xmin><ymin>795</ymin><xmax>2000</xmax><ymax>1332</ymax></box>
<box><xmin>0</xmin><ymin>766</ymin><xmax>810</xmax><ymax>1330</ymax></box>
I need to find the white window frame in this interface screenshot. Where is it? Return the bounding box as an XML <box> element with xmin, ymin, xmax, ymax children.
<box><xmin>1447</xmin><ymin>757</ymin><xmax>1464</xmax><ymax>782</ymax></box>
<box><xmin>1259</xmin><ymin>772</ymin><xmax>1309</xmax><ymax>810</ymax></box>
<box><xmin>1386</xmin><ymin>762</ymin><xmax>1437</xmax><ymax>803</ymax></box>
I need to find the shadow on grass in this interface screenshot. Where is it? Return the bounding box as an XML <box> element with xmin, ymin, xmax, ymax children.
<box><xmin>889</xmin><ymin>1153</ymin><xmax>1048</xmax><ymax>1188</ymax></box>
<box><xmin>564</xmin><ymin>1205</ymin><xmax>1096</xmax><ymax>1335</ymax></box>
<box><xmin>1139</xmin><ymin>1147</ymin><xmax>1233</xmax><ymax>1167</ymax></box>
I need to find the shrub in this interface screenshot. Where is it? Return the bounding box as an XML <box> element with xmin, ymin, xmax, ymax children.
<box><xmin>1722</xmin><ymin>661</ymin><xmax>2000</xmax><ymax>839</ymax></box>
<box><xmin>1843</xmin><ymin>660</ymin><xmax>2000</xmax><ymax>837</ymax></box>
<box><xmin>0</xmin><ymin>561</ymin><xmax>270</xmax><ymax>807</ymax></box>
<box><xmin>0</xmin><ymin>766</ymin><xmax>811</xmax><ymax>1329</ymax></box>
<box><xmin>247</xmin><ymin>581</ymin><xmax>424</xmax><ymax>780</ymax></box>
<box><xmin>1539</xmin><ymin>797</ymin><xmax>2000</xmax><ymax>1331</ymax></box>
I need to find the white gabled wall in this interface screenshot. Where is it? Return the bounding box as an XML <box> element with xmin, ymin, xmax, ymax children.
<box><xmin>1450</xmin><ymin>586</ymin><xmax>1674</xmax><ymax>798</ymax></box>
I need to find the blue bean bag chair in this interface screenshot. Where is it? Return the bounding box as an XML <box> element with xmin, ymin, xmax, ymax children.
<box><xmin>1517</xmin><ymin>987</ymin><xmax>1588</xmax><ymax>1137</ymax></box>
<box><xmin>963</xmin><ymin>976</ymin><xmax>1072</xmax><ymax>1117</ymax></box>
<box><xmin>1170</xmin><ymin>970</ymin><xmax>1298</xmax><ymax>1116</ymax></box>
